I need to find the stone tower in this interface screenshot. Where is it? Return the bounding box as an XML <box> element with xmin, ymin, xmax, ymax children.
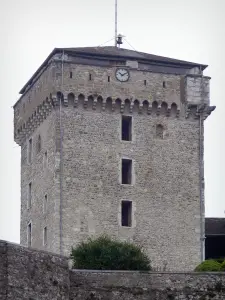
<box><xmin>13</xmin><ymin>46</ymin><xmax>215</xmax><ymax>271</ymax></box>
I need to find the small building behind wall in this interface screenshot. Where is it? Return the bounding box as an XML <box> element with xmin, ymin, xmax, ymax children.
<box><xmin>205</xmin><ymin>218</ymin><xmax>225</xmax><ymax>260</ymax></box>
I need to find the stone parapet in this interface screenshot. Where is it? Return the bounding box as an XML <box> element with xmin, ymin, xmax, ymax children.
<box><xmin>1</xmin><ymin>240</ymin><xmax>225</xmax><ymax>299</ymax></box>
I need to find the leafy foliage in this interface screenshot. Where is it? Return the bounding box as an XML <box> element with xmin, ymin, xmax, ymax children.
<box><xmin>220</xmin><ymin>260</ymin><xmax>225</xmax><ymax>271</ymax></box>
<box><xmin>71</xmin><ymin>235</ymin><xmax>151</xmax><ymax>271</ymax></box>
<box><xmin>215</xmin><ymin>258</ymin><xmax>225</xmax><ymax>264</ymax></box>
<box><xmin>194</xmin><ymin>260</ymin><xmax>222</xmax><ymax>272</ymax></box>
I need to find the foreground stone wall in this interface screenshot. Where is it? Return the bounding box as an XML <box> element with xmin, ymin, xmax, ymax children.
<box><xmin>1</xmin><ymin>240</ymin><xmax>225</xmax><ymax>299</ymax></box>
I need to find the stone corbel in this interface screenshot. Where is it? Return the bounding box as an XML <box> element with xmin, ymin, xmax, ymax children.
<box><xmin>74</xmin><ymin>96</ymin><xmax>78</xmax><ymax>108</ymax></box>
<box><xmin>120</xmin><ymin>101</ymin><xmax>124</xmax><ymax>113</ymax></box>
<box><xmin>83</xmin><ymin>97</ymin><xmax>88</xmax><ymax>109</ymax></box>
<box><xmin>64</xmin><ymin>96</ymin><xmax>68</xmax><ymax>107</ymax></box>
<box><xmin>93</xmin><ymin>96</ymin><xmax>98</xmax><ymax>110</ymax></box>
<box><xmin>102</xmin><ymin>99</ymin><xmax>106</xmax><ymax>111</ymax></box>
<box><xmin>112</xmin><ymin>98</ymin><xmax>116</xmax><ymax>112</ymax></box>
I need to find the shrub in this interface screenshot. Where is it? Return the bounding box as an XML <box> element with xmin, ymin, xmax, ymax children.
<box><xmin>215</xmin><ymin>257</ymin><xmax>225</xmax><ymax>264</ymax></box>
<box><xmin>220</xmin><ymin>260</ymin><xmax>225</xmax><ymax>271</ymax></box>
<box><xmin>70</xmin><ymin>235</ymin><xmax>151</xmax><ymax>271</ymax></box>
<box><xmin>194</xmin><ymin>260</ymin><xmax>221</xmax><ymax>272</ymax></box>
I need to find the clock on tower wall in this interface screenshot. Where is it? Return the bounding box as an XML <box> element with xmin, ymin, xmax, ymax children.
<box><xmin>115</xmin><ymin>68</ymin><xmax>130</xmax><ymax>82</ymax></box>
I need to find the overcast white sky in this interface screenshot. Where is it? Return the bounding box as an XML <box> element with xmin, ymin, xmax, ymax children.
<box><xmin>0</xmin><ymin>0</ymin><xmax>224</xmax><ymax>243</ymax></box>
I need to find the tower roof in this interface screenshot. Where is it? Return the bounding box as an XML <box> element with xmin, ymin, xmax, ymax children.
<box><xmin>62</xmin><ymin>46</ymin><xmax>207</xmax><ymax>67</ymax></box>
<box><xmin>19</xmin><ymin>46</ymin><xmax>208</xmax><ymax>95</ymax></box>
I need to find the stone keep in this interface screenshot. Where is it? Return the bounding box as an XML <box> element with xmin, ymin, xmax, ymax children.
<box><xmin>13</xmin><ymin>46</ymin><xmax>215</xmax><ymax>271</ymax></box>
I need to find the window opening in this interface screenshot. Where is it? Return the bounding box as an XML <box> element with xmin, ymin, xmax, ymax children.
<box><xmin>44</xmin><ymin>194</ymin><xmax>47</xmax><ymax>213</ymax></box>
<box><xmin>156</xmin><ymin>124</ymin><xmax>164</xmax><ymax>139</ymax></box>
<box><xmin>37</xmin><ymin>135</ymin><xmax>41</xmax><ymax>153</ymax></box>
<box><xmin>122</xmin><ymin>116</ymin><xmax>132</xmax><ymax>141</ymax></box>
<box><xmin>28</xmin><ymin>138</ymin><xmax>32</xmax><ymax>163</ymax></box>
<box><xmin>121</xmin><ymin>159</ymin><xmax>132</xmax><ymax>184</ymax></box>
<box><xmin>43</xmin><ymin>227</ymin><xmax>47</xmax><ymax>246</ymax></box>
<box><xmin>28</xmin><ymin>182</ymin><xmax>32</xmax><ymax>208</ymax></box>
<box><xmin>44</xmin><ymin>151</ymin><xmax>48</xmax><ymax>168</ymax></box>
<box><xmin>28</xmin><ymin>223</ymin><xmax>32</xmax><ymax>247</ymax></box>
<box><xmin>121</xmin><ymin>201</ymin><xmax>132</xmax><ymax>227</ymax></box>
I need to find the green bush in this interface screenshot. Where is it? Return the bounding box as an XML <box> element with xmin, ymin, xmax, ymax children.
<box><xmin>220</xmin><ymin>260</ymin><xmax>225</xmax><ymax>271</ymax></box>
<box><xmin>215</xmin><ymin>257</ymin><xmax>225</xmax><ymax>264</ymax></box>
<box><xmin>194</xmin><ymin>260</ymin><xmax>221</xmax><ymax>272</ymax></box>
<box><xmin>70</xmin><ymin>235</ymin><xmax>151</xmax><ymax>271</ymax></box>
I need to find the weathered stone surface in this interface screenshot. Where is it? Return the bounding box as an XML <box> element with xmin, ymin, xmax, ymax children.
<box><xmin>1</xmin><ymin>241</ymin><xmax>225</xmax><ymax>300</ymax></box>
<box><xmin>14</xmin><ymin>51</ymin><xmax>214</xmax><ymax>271</ymax></box>
<box><xmin>1</xmin><ymin>240</ymin><xmax>69</xmax><ymax>300</ymax></box>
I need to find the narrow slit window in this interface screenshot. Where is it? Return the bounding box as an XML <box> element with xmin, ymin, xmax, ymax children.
<box><xmin>163</xmin><ymin>81</ymin><xmax>166</xmax><ymax>88</ymax></box>
<box><xmin>121</xmin><ymin>159</ymin><xmax>132</xmax><ymax>184</ymax></box>
<box><xmin>28</xmin><ymin>223</ymin><xmax>31</xmax><ymax>247</ymax></box>
<box><xmin>43</xmin><ymin>227</ymin><xmax>47</xmax><ymax>246</ymax></box>
<box><xmin>121</xmin><ymin>201</ymin><xmax>132</xmax><ymax>227</ymax></box>
<box><xmin>44</xmin><ymin>194</ymin><xmax>47</xmax><ymax>213</ymax></box>
<box><xmin>108</xmin><ymin>76</ymin><xmax>110</xmax><ymax>82</ymax></box>
<box><xmin>28</xmin><ymin>182</ymin><xmax>32</xmax><ymax>208</ymax></box>
<box><xmin>37</xmin><ymin>135</ymin><xmax>41</xmax><ymax>153</ymax></box>
<box><xmin>89</xmin><ymin>73</ymin><xmax>92</xmax><ymax>81</ymax></box>
<box><xmin>144</xmin><ymin>79</ymin><xmax>147</xmax><ymax>86</ymax></box>
<box><xmin>28</xmin><ymin>138</ymin><xmax>32</xmax><ymax>163</ymax></box>
<box><xmin>122</xmin><ymin>116</ymin><xmax>132</xmax><ymax>141</ymax></box>
<box><xmin>70</xmin><ymin>71</ymin><xmax>73</xmax><ymax>78</ymax></box>
<box><xmin>44</xmin><ymin>151</ymin><xmax>48</xmax><ymax>168</ymax></box>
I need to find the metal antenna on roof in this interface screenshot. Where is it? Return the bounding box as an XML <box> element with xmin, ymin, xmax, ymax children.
<box><xmin>114</xmin><ymin>0</ymin><xmax>124</xmax><ymax>47</ymax></box>
<box><xmin>115</xmin><ymin>0</ymin><xmax>118</xmax><ymax>46</ymax></box>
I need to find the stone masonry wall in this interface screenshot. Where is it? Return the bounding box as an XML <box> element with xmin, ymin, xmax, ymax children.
<box><xmin>1</xmin><ymin>241</ymin><xmax>225</xmax><ymax>300</ymax></box>
<box><xmin>59</xmin><ymin>102</ymin><xmax>201</xmax><ymax>271</ymax></box>
<box><xmin>53</xmin><ymin>61</ymin><xmax>181</xmax><ymax>106</ymax></box>
<box><xmin>17</xmin><ymin>58</ymin><xmax>210</xmax><ymax>271</ymax></box>
<box><xmin>0</xmin><ymin>240</ymin><xmax>69</xmax><ymax>299</ymax></box>
<box><xmin>20</xmin><ymin>110</ymin><xmax>60</xmax><ymax>253</ymax></box>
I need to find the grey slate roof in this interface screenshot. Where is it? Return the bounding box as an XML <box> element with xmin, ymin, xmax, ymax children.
<box><xmin>62</xmin><ymin>46</ymin><xmax>207</xmax><ymax>68</ymax></box>
<box><xmin>18</xmin><ymin>46</ymin><xmax>208</xmax><ymax>95</ymax></box>
<box><xmin>205</xmin><ymin>218</ymin><xmax>225</xmax><ymax>235</ymax></box>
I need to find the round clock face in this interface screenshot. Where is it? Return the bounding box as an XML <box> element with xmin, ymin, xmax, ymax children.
<box><xmin>115</xmin><ymin>68</ymin><xmax>130</xmax><ymax>82</ymax></box>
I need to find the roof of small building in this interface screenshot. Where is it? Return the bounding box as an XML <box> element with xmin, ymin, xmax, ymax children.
<box><xmin>205</xmin><ymin>218</ymin><xmax>225</xmax><ymax>235</ymax></box>
<box><xmin>18</xmin><ymin>46</ymin><xmax>208</xmax><ymax>96</ymax></box>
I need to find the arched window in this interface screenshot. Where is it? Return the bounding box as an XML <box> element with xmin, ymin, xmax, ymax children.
<box><xmin>156</xmin><ymin>124</ymin><xmax>164</xmax><ymax>139</ymax></box>
<box><xmin>37</xmin><ymin>135</ymin><xmax>41</xmax><ymax>153</ymax></box>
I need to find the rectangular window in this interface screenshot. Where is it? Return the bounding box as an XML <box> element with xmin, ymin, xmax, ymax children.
<box><xmin>121</xmin><ymin>201</ymin><xmax>132</xmax><ymax>227</ymax></box>
<box><xmin>122</xmin><ymin>116</ymin><xmax>132</xmax><ymax>141</ymax></box>
<box><xmin>43</xmin><ymin>194</ymin><xmax>47</xmax><ymax>213</ymax></box>
<box><xmin>28</xmin><ymin>182</ymin><xmax>32</xmax><ymax>208</ymax></box>
<box><xmin>28</xmin><ymin>223</ymin><xmax>32</xmax><ymax>247</ymax></box>
<box><xmin>121</xmin><ymin>159</ymin><xmax>132</xmax><ymax>184</ymax></box>
<box><xmin>28</xmin><ymin>138</ymin><xmax>32</xmax><ymax>163</ymax></box>
<box><xmin>43</xmin><ymin>227</ymin><xmax>47</xmax><ymax>246</ymax></box>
